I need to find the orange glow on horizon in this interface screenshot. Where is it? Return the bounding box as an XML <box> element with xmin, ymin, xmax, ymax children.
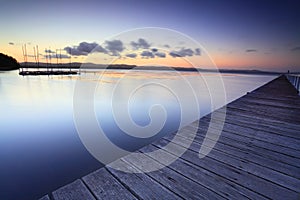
<box><xmin>2</xmin><ymin>44</ymin><xmax>299</xmax><ymax>72</ymax></box>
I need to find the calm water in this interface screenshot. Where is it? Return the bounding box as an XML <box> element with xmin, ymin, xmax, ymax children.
<box><xmin>0</xmin><ymin>70</ymin><xmax>275</xmax><ymax>199</ymax></box>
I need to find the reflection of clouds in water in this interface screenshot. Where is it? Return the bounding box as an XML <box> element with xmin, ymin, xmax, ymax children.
<box><xmin>55</xmin><ymin>70</ymin><xmax>189</xmax><ymax>83</ymax></box>
<box><xmin>54</xmin><ymin>70</ymin><xmax>244</xmax><ymax>86</ymax></box>
<box><xmin>97</xmin><ymin>70</ymin><xmax>179</xmax><ymax>80</ymax></box>
<box><xmin>55</xmin><ymin>75</ymin><xmax>117</xmax><ymax>84</ymax></box>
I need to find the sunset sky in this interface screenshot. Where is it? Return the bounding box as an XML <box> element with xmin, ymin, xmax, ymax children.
<box><xmin>1</xmin><ymin>0</ymin><xmax>299</xmax><ymax>72</ymax></box>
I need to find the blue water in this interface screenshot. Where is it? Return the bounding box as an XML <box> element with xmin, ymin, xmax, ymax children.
<box><xmin>0</xmin><ymin>70</ymin><xmax>275</xmax><ymax>199</ymax></box>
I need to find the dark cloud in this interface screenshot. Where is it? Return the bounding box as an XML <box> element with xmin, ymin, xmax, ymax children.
<box><xmin>163</xmin><ymin>44</ymin><xmax>170</xmax><ymax>48</ymax></box>
<box><xmin>169</xmin><ymin>52</ymin><xmax>181</xmax><ymax>57</ymax></box>
<box><xmin>94</xmin><ymin>45</ymin><xmax>107</xmax><ymax>53</ymax></box>
<box><xmin>58</xmin><ymin>54</ymin><xmax>71</xmax><ymax>59</ymax></box>
<box><xmin>126</xmin><ymin>53</ymin><xmax>137</xmax><ymax>58</ymax></box>
<box><xmin>64</xmin><ymin>42</ymin><xmax>106</xmax><ymax>56</ymax></box>
<box><xmin>45</xmin><ymin>49</ymin><xmax>55</xmax><ymax>54</ymax></box>
<box><xmin>291</xmin><ymin>47</ymin><xmax>300</xmax><ymax>52</ymax></box>
<box><xmin>64</xmin><ymin>46</ymin><xmax>87</xmax><ymax>56</ymax></box>
<box><xmin>245</xmin><ymin>49</ymin><xmax>257</xmax><ymax>53</ymax></box>
<box><xmin>155</xmin><ymin>52</ymin><xmax>166</xmax><ymax>58</ymax></box>
<box><xmin>141</xmin><ymin>51</ymin><xmax>154</xmax><ymax>58</ymax></box>
<box><xmin>77</xmin><ymin>42</ymin><xmax>98</xmax><ymax>53</ymax></box>
<box><xmin>62</xmin><ymin>40</ymin><xmax>202</xmax><ymax>60</ymax></box>
<box><xmin>44</xmin><ymin>54</ymin><xmax>70</xmax><ymax>59</ymax></box>
<box><xmin>169</xmin><ymin>48</ymin><xmax>194</xmax><ymax>57</ymax></box>
<box><xmin>131</xmin><ymin>38</ymin><xmax>151</xmax><ymax>49</ymax></box>
<box><xmin>9</xmin><ymin>42</ymin><xmax>14</xmax><ymax>45</ymax></box>
<box><xmin>195</xmin><ymin>48</ymin><xmax>201</xmax><ymax>55</ymax></box>
<box><xmin>105</xmin><ymin>40</ymin><xmax>124</xmax><ymax>56</ymax></box>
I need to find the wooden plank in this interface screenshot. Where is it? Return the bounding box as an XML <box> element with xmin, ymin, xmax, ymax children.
<box><xmin>214</xmin><ymin>108</ymin><xmax>300</xmax><ymax>138</ymax></box>
<box><xmin>168</xmin><ymin>128</ymin><xmax>300</xmax><ymax>179</ymax></box>
<box><xmin>52</xmin><ymin>179</ymin><xmax>95</xmax><ymax>200</ymax></box>
<box><xmin>250</xmin><ymin>76</ymin><xmax>298</xmax><ymax>96</ymax></box>
<box><xmin>138</xmin><ymin>145</ymin><xmax>265</xmax><ymax>199</ymax></box>
<box><xmin>122</xmin><ymin>152</ymin><xmax>223</xmax><ymax>199</ymax></box>
<box><xmin>201</xmin><ymin>118</ymin><xmax>300</xmax><ymax>151</ymax></box>
<box><xmin>198</xmin><ymin>125</ymin><xmax>300</xmax><ymax>167</ymax></box>
<box><xmin>227</xmin><ymin>103</ymin><xmax>300</xmax><ymax>124</ymax></box>
<box><xmin>238</xmin><ymin>97</ymin><xmax>300</xmax><ymax>110</ymax></box>
<box><xmin>161</xmin><ymin>136</ymin><xmax>300</xmax><ymax>193</ymax></box>
<box><xmin>151</xmin><ymin>139</ymin><xmax>299</xmax><ymax>199</ymax></box>
<box><xmin>235</xmin><ymin>99</ymin><xmax>300</xmax><ymax>113</ymax></box>
<box><xmin>246</xmin><ymin>93</ymin><xmax>300</xmax><ymax>104</ymax></box>
<box><xmin>82</xmin><ymin>167</ymin><xmax>137</xmax><ymax>200</ymax></box>
<box><xmin>190</xmin><ymin>118</ymin><xmax>300</xmax><ymax>157</ymax></box>
<box><xmin>39</xmin><ymin>195</ymin><xmax>50</xmax><ymax>200</ymax></box>
<box><xmin>217</xmin><ymin>99</ymin><xmax>300</xmax><ymax>130</ymax></box>
<box><xmin>106</xmin><ymin>159</ymin><xmax>181</xmax><ymax>200</ymax></box>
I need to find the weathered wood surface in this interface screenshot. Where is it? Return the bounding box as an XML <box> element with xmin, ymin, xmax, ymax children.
<box><xmin>40</xmin><ymin>75</ymin><xmax>300</xmax><ymax>200</ymax></box>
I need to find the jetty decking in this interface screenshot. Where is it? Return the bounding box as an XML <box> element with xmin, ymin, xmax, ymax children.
<box><xmin>40</xmin><ymin>75</ymin><xmax>300</xmax><ymax>200</ymax></box>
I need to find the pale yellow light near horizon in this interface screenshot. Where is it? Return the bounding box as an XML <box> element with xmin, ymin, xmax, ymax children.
<box><xmin>2</xmin><ymin>41</ymin><xmax>299</xmax><ymax>72</ymax></box>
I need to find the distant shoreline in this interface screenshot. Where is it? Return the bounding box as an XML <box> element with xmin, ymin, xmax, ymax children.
<box><xmin>17</xmin><ymin>62</ymin><xmax>288</xmax><ymax>75</ymax></box>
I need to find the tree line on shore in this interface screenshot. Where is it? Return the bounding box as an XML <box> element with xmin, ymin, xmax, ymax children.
<box><xmin>0</xmin><ymin>53</ymin><xmax>20</xmax><ymax>70</ymax></box>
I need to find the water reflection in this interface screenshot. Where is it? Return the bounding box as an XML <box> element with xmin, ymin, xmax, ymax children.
<box><xmin>0</xmin><ymin>70</ymin><xmax>275</xmax><ymax>199</ymax></box>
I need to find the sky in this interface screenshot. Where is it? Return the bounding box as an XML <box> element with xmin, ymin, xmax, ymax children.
<box><xmin>0</xmin><ymin>0</ymin><xmax>299</xmax><ymax>72</ymax></box>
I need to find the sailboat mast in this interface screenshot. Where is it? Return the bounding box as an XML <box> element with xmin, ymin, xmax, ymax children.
<box><xmin>36</xmin><ymin>45</ymin><xmax>39</xmax><ymax>69</ymax></box>
<box><xmin>33</xmin><ymin>46</ymin><xmax>37</xmax><ymax>67</ymax></box>
<box><xmin>24</xmin><ymin>44</ymin><xmax>28</xmax><ymax>70</ymax></box>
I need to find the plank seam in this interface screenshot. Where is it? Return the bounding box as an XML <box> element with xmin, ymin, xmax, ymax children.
<box><xmin>104</xmin><ymin>166</ymin><xmax>143</xmax><ymax>200</ymax></box>
<box><xmin>81</xmin><ymin>178</ymin><xmax>100</xmax><ymax>200</ymax></box>
<box><xmin>157</xmin><ymin>138</ymin><xmax>300</xmax><ymax>193</ymax></box>
<box><xmin>136</xmin><ymin>150</ymin><xmax>236</xmax><ymax>200</ymax></box>
<box><xmin>149</xmin><ymin>143</ymin><xmax>269</xmax><ymax>199</ymax></box>
<box><xmin>173</xmin><ymin>129</ymin><xmax>299</xmax><ymax>179</ymax></box>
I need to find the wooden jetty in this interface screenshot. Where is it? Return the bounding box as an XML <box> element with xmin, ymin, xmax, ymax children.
<box><xmin>40</xmin><ymin>75</ymin><xmax>300</xmax><ymax>200</ymax></box>
<box><xmin>19</xmin><ymin>70</ymin><xmax>77</xmax><ymax>76</ymax></box>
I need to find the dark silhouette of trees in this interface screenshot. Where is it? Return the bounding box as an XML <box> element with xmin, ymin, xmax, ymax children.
<box><xmin>0</xmin><ymin>53</ymin><xmax>20</xmax><ymax>70</ymax></box>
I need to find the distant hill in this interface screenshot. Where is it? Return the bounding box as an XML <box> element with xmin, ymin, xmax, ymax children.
<box><xmin>19</xmin><ymin>62</ymin><xmax>283</xmax><ymax>75</ymax></box>
<box><xmin>0</xmin><ymin>53</ymin><xmax>20</xmax><ymax>70</ymax></box>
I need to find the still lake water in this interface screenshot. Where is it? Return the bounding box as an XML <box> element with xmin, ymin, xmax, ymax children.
<box><xmin>0</xmin><ymin>70</ymin><xmax>275</xmax><ymax>199</ymax></box>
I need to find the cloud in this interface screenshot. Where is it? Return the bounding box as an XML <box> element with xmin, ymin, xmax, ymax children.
<box><xmin>94</xmin><ymin>45</ymin><xmax>108</xmax><ymax>53</ymax></box>
<box><xmin>245</xmin><ymin>49</ymin><xmax>257</xmax><ymax>53</ymax></box>
<box><xmin>131</xmin><ymin>38</ymin><xmax>151</xmax><ymax>49</ymax></box>
<box><xmin>169</xmin><ymin>48</ymin><xmax>195</xmax><ymax>57</ymax></box>
<box><xmin>77</xmin><ymin>42</ymin><xmax>98</xmax><ymax>53</ymax></box>
<box><xmin>58</xmin><ymin>54</ymin><xmax>71</xmax><ymax>59</ymax></box>
<box><xmin>291</xmin><ymin>47</ymin><xmax>300</xmax><ymax>52</ymax></box>
<box><xmin>64</xmin><ymin>46</ymin><xmax>87</xmax><ymax>56</ymax></box>
<box><xmin>195</xmin><ymin>48</ymin><xmax>201</xmax><ymax>55</ymax></box>
<box><xmin>141</xmin><ymin>50</ymin><xmax>154</xmax><ymax>58</ymax></box>
<box><xmin>64</xmin><ymin>42</ymin><xmax>107</xmax><ymax>56</ymax></box>
<box><xmin>9</xmin><ymin>42</ymin><xmax>14</xmax><ymax>45</ymax></box>
<box><xmin>62</xmin><ymin>40</ymin><xmax>202</xmax><ymax>60</ymax></box>
<box><xmin>155</xmin><ymin>52</ymin><xmax>166</xmax><ymax>58</ymax></box>
<box><xmin>44</xmin><ymin>54</ymin><xmax>70</xmax><ymax>59</ymax></box>
<box><xmin>169</xmin><ymin>52</ymin><xmax>180</xmax><ymax>57</ymax></box>
<box><xmin>45</xmin><ymin>49</ymin><xmax>55</xmax><ymax>54</ymax></box>
<box><xmin>105</xmin><ymin>40</ymin><xmax>124</xmax><ymax>56</ymax></box>
<box><xmin>126</xmin><ymin>53</ymin><xmax>137</xmax><ymax>58</ymax></box>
